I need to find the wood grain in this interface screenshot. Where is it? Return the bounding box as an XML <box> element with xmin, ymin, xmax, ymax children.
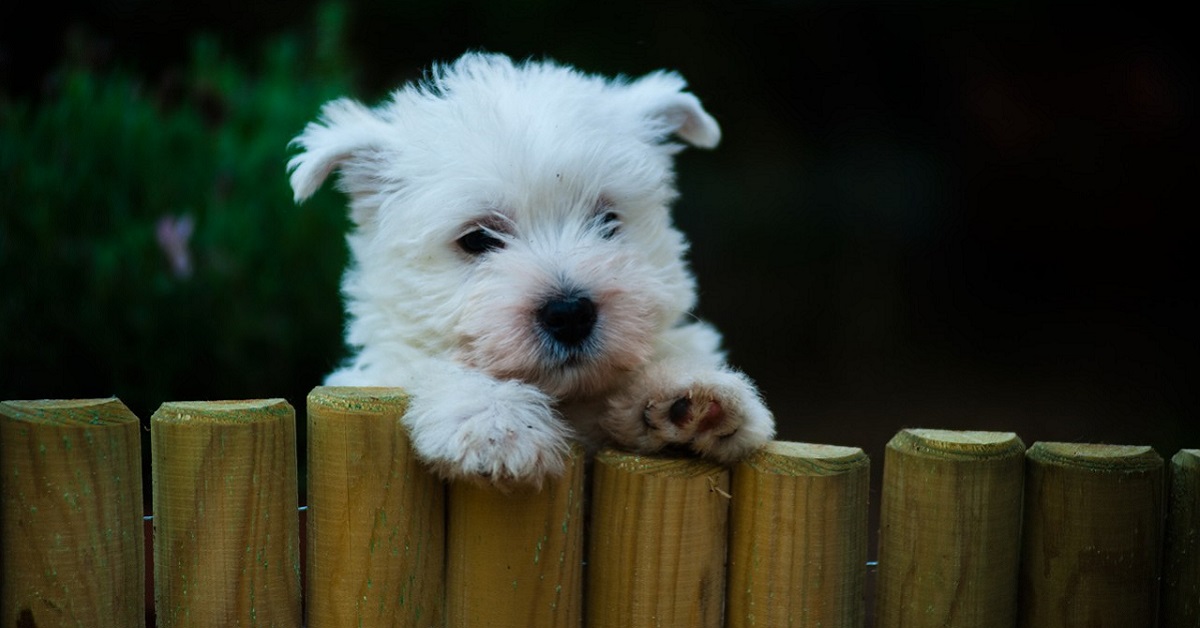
<box><xmin>1</xmin><ymin>398</ymin><xmax>145</xmax><ymax>628</ymax></box>
<box><xmin>726</xmin><ymin>441</ymin><xmax>870</xmax><ymax>628</ymax></box>
<box><xmin>586</xmin><ymin>449</ymin><xmax>731</xmax><ymax>628</ymax></box>
<box><xmin>151</xmin><ymin>399</ymin><xmax>301</xmax><ymax>627</ymax></box>
<box><xmin>305</xmin><ymin>386</ymin><xmax>445</xmax><ymax>628</ymax></box>
<box><xmin>1018</xmin><ymin>442</ymin><xmax>1164</xmax><ymax>628</ymax></box>
<box><xmin>446</xmin><ymin>443</ymin><xmax>585</xmax><ymax>628</ymax></box>
<box><xmin>876</xmin><ymin>429</ymin><xmax>1026</xmax><ymax>628</ymax></box>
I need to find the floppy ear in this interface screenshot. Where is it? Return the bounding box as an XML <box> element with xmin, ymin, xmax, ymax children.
<box><xmin>624</xmin><ymin>70</ymin><xmax>721</xmax><ymax>149</ymax></box>
<box><xmin>287</xmin><ymin>98</ymin><xmax>391</xmax><ymax>204</ymax></box>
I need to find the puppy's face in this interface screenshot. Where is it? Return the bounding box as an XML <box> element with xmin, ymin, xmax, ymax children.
<box><xmin>443</xmin><ymin>166</ymin><xmax>692</xmax><ymax>400</ymax></box>
<box><xmin>289</xmin><ymin>54</ymin><xmax>720</xmax><ymax>399</ymax></box>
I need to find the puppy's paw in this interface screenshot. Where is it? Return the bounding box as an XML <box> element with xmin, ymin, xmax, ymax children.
<box><xmin>604</xmin><ymin>363</ymin><xmax>775</xmax><ymax>462</ymax></box>
<box><xmin>406</xmin><ymin>379</ymin><xmax>571</xmax><ymax>490</ymax></box>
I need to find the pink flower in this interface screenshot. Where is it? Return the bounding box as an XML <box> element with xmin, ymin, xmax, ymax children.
<box><xmin>155</xmin><ymin>214</ymin><xmax>195</xmax><ymax>278</ymax></box>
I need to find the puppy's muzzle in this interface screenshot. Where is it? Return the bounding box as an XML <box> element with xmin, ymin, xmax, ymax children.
<box><xmin>537</xmin><ymin>294</ymin><xmax>597</xmax><ymax>348</ymax></box>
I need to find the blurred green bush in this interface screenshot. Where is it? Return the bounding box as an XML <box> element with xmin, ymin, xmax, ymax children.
<box><xmin>0</xmin><ymin>4</ymin><xmax>358</xmax><ymax>419</ymax></box>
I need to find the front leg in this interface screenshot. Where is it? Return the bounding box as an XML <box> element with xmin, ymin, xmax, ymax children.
<box><xmin>402</xmin><ymin>366</ymin><xmax>573</xmax><ymax>489</ymax></box>
<box><xmin>600</xmin><ymin>323</ymin><xmax>775</xmax><ymax>462</ymax></box>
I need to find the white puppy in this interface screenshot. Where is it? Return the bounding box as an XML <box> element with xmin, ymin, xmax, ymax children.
<box><xmin>289</xmin><ymin>52</ymin><xmax>774</xmax><ymax>487</ymax></box>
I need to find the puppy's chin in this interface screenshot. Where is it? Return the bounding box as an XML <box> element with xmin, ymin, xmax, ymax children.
<box><xmin>456</xmin><ymin>331</ymin><xmax>654</xmax><ymax>401</ymax></box>
<box><xmin>527</xmin><ymin>351</ymin><xmax>643</xmax><ymax>399</ymax></box>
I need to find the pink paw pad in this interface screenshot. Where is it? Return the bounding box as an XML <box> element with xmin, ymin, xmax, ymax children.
<box><xmin>667</xmin><ymin>395</ymin><xmax>726</xmax><ymax>433</ymax></box>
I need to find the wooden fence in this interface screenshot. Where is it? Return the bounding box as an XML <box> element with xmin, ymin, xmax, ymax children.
<box><xmin>1</xmin><ymin>387</ymin><xmax>1196</xmax><ymax>627</ymax></box>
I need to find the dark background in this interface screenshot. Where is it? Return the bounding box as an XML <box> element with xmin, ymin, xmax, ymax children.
<box><xmin>3</xmin><ymin>0</ymin><xmax>1196</xmax><ymax>536</ymax></box>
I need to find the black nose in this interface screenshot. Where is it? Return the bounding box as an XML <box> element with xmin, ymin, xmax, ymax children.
<box><xmin>537</xmin><ymin>295</ymin><xmax>597</xmax><ymax>348</ymax></box>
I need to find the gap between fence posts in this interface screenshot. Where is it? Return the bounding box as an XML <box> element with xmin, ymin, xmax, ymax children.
<box><xmin>876</xmin><ymin>428</ymin><xmax>1026</xmax><ymax>628</ymax></box>
<box><xmin>305</xmin><ymin>386</ymin><xmax>445</xmax><ymax>628</ymax></box>
<box><xmin>586</xmin><ymin>448</ymin><xmax>730</xmax><ymax>628</ymax></box>
<box><xmin>726</xmin><ymin>441</ymin><xmax>870</xmax><ymax>628</ymax></box>
<box><xmin>1018</xmin><ymin>442</ymin><xmax>1164</xmax><ymax>628</ymax></box>
<box><xmin>151</xmin><ymin>399</ymin><xmax>302</xmax><ymax>628</ymax></box>
<box><xmin>0</xmin><ymin>398</ymin><xmax>146</xmax><ymax>628</ymax></box>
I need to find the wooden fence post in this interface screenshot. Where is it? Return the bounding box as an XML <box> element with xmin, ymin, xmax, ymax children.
<box><xmin>876</xmin><ymin>429</ymin><xmax>1026</xmax><ymax>628</ymax></box>
<box><xmin>1161</xmin><ymin>449</ymin><xmax>1198</xmax><ymax>628</ymax></box>
<box><xmin>1018</xmin><ymin>442</ymin><xmax>1164</xmax><ymax>627</ymax></box>
<box><xmin>305</xmin><ymin>387</ymin><xmax>445</xmax><ymax>628</ymax></box>
<box><xmin>587</xmin><ymin>449</ymin><xmax>731</xmax><ymax>628</ymax></box>
<box><xmin>446</xmin><ymin>443</ymin><xmax>585</xmax><ymax>627</ymax></box>
<box><xmin>727</xmin><ymin>441</ymin><xmax>870</xmax><ymax>628</ymax></box>
<box><xmin>1</xmin><ymin>398</ymin><xmax>145</xmax><ymax>628</ymax></box>
<box><xmin>151</xmin><ymin>399</ymin><xmax>301</xmax><ymax>627</ymax></box>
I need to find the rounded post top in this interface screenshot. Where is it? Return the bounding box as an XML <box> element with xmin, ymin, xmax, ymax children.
<box><xmin>1172</xmin><ymin>449</ymin><xmax>1199</xmax><ymax>468</ymax></box>
<box><xmin>1028</xmin><ymin>441</ymin><xmax>1162</xmax><ymax>471</ymax></box>
<box><xmin>888</xmin><ymin>428</ymin><xmax>1025</xmax><ymax>461</ymax></box>
<box><xmin>152</xmin><ymin>398</ymin><xmax>293</xmax><ymax>424</ymax></box>
<box><xmin>1</xmin><ymin>397</ymin><xmax>139</xmax><ymax>427</ymax></box>
<box><xmin>307</xmin><ymin>386</ymin><xmax>410</xmax><ymax>414</ymax></box>
<box><xmin>595</xmin><ymin>448</ymin><xmax>726</xmax><ymax>478</ymax></box>
<box><xmin>739</xmin><ymin>441</ymin><xmax>868</xmax><ymax>476</ymax></box>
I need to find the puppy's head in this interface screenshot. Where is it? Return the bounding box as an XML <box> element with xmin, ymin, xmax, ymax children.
<box><xmin>289</xmin><ymin>52</ymin><xmax>720</xmax><ymax>398</ymax></box>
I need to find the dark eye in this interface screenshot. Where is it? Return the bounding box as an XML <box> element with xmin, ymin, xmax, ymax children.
<box><xmin>599</xmin><ymin>211</ymin><xmax>620</xmax><ymax>239</ymax></box>
<box><xmin>457</xmin><ymin>228</ymin><xmax>505</xmax><ymax>255</ymax></box>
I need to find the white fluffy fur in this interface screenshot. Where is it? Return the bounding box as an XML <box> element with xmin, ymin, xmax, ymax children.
<box><xmin>289</xmin><ymin>52</ymin><xmax>774</xmax><ymax>487</ymax></box>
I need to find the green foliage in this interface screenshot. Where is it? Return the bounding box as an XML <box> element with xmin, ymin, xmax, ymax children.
<box><xmin>0</xmin><ymin>4</ymin><xmax>358</xmax><ymax>418</ymax></box>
